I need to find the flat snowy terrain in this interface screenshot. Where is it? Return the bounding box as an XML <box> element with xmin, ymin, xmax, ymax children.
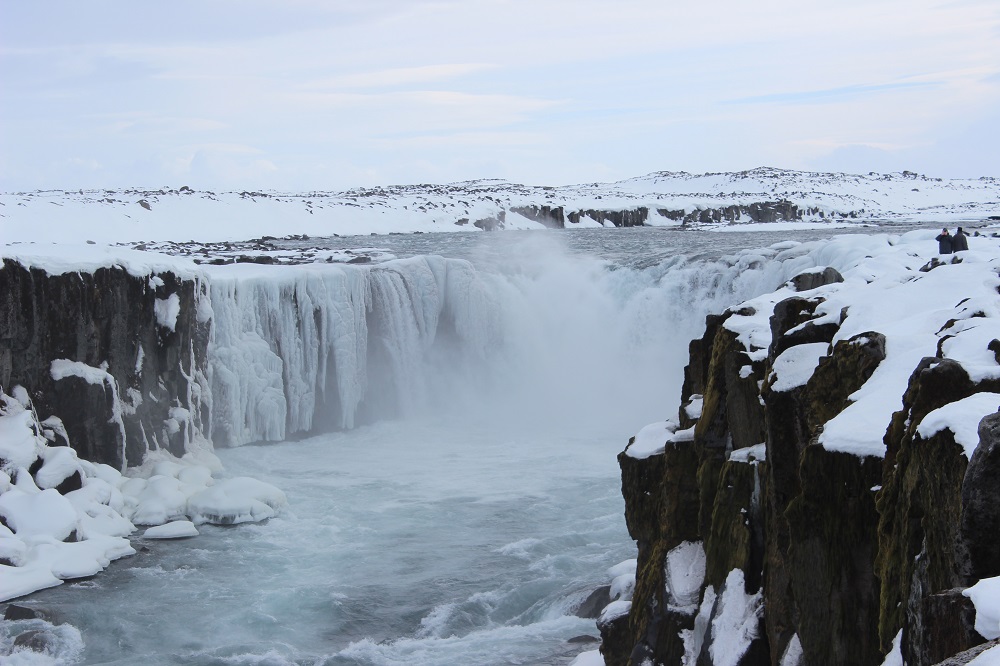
<box><xmin>2</xmin><ymin>168</ymin><xmax>998</xmax><ymax>244</ymax></box>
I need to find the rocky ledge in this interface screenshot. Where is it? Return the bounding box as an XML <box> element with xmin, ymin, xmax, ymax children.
<box><xmin>598</xmin><ymin>232</ymin><xmax>1000</xmax><ymax>665</ymax></box>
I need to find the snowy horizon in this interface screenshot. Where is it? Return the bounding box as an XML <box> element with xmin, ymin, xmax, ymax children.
<box><xmin>3</xmin><ymin>164</ymin><xmax>999</xmax><ymax>195</ymax></box>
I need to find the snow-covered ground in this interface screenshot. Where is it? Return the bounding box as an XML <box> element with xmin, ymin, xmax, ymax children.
<box><xmin>2</xmin><ymin>167</ymin><xmax>998</xmax><ymax>244</ymax></box>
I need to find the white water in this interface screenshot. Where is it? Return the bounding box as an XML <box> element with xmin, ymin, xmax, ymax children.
<box><xmin>12</xmin><ymin>227</ymin><xmax>910</xmax><ymax>665</ymax></box>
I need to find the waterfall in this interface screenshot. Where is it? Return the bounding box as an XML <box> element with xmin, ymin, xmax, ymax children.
<box><xmin>202</xmin><ymin>233</ymin><xmax>889</xmax><ymax>447</ymax></box>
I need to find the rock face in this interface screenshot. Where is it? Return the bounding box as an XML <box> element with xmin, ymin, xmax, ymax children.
<box><xmin>655</xmin><ymin>201</ymin><xmax>823</xmax><ymax>225</ymax></box>
<box><xmin>0</xmin><ymin>259</ymin><xmax>210</xmax><ymax>469</ymax></box>
<box><xmin>602</xmin><ymin>263</ymin><xmax>1000</xmax><ymax>666</ymax></box>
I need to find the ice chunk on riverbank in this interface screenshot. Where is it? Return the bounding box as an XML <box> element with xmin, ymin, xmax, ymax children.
<box><xmin>143</xmin><ymin>520</ymin><xmax>199</xmax><ymax>539</ymax></box>
<box><xmin>0</xmin><ymin>389</ymin><xmax>285</xmax><ymax>601</ymax></box>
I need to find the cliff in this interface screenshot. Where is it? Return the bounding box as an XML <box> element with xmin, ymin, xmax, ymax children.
<box><xmin>0</xmin><ymin>254</ymin><xmax>210</xmax><ymax>470</ymax></box>
<box><xmin>600</xmin><ymin>233</ymin><xmax>1000</xmax><ymax>665</ymax></box>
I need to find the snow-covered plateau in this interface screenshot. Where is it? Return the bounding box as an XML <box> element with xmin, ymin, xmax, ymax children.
<box><xmin>1</xmin><ymin>169</ymin><xmax>1000</xmax><ymax>665</ymax></box>
<box><xmin>2</xmin><ymin>167</ymin><xmax>999</xmax><ymax>244</ymax></box>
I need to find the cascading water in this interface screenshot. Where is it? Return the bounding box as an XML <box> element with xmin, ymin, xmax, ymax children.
<box><xmin>18</xmin><ymin>228</ymin><xmax>893</xmax><ymax>665</ymax></box>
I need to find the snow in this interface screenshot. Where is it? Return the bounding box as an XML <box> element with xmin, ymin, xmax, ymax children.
<box><xmin>0</xmin><ymin>243</ymin><xmax>200</xmax><ymax>278</ymax></box>
<box><xmin>708</xmin><ymin>569</ymin><xmax>764</xmax><ymax>666</ymax></box>
<box><xmin>569</xmin><ymin>650</ymin><xmax>606</xmax><ymax>666</ymax></box>
<box><xmin>0</xmin><ymin>398</ymin><xmax>42</xmax><ymax>470</ymax></box>
<box><xmin>729</xmin><ymin>443</ymin><xmax>766</xmax><ymax>464</ymax></box>
<box><xmin>0</xmin><ymin>389</ymin><xmax>285</xmax><ymax>602</ymax></box>
<box><xmin>608</xmin><ymin>558</ymin><xmax>637</xmax><ymax>602</ymax></box>
<box><xmin>664</xmin><ymin>541</ymin><xmax>707</xmax><ymax>614</ymax></box>
<box><xmin>33</xmin><ymin>446</ymin><xmax>80</xmax><ymax>490</ymax></box>
<box><xmin>768</xmin><ymin>343</ymin><xmax>828</xmax><ymax>392</ymax></box>
<box><xmin>964</xmin><ymin>577</ymin><xmax>1000</xmax><ymax>640</ymax></box>
<box><xmin>779</xmin><ymin>634</ymin><xmax>803</xmax><ymax>666</ymax></box>
<box><xmin>684</xmin><ymin>395</ymin><xmax>704</xmax><ymax>420</ymax></box>
<box><xmin>879</xmin><ymin>630</ymin><xmax>904</xmax><ymax>666</ymax></box>
<box><xmin>599</xmin><ymin>599</ymin><xmax>632</xmax><ymax>624</ymax></box>
<box><xmin>683</xmin><ymin>584</ymin><xmax>717</xmax><ymax>665</ymax></box>
<box><xmin>711</xmin><ymin>230</ymin><xmax>1000</xmax><ymax>459</ymax></box>
<box><xmin>625</xmin><ymin>420</ymin><xmax>696</xmax><ymax>459</ymax></box>
<box><xmin>154</xmin><ymin>293</ymin><xmax>181</xmax><ymax>331</ymax></box>
<box><xmin>916</xmin><ymin>393</ymin><xmax>1000</xmax><ymax>458</ymax></box>
<box><xmin>968</xmin><ymin>645</ymin><xmax>1000</xmax><ymax>666</ymax></box>
<box><xmin>2</xmin><ymin>169</ymin><xmax>997</xmax><ymax>244</ymax></box>
<box><xmin>142</xmin><ymin>520</ymin><xmax>199</xmax><ymax>539</ymax></box>
<box><xmin>186</xmin><ymin>477</ymin><xmax>287</xmax><ymax>525</ymax></box>
<box><xmin>3</xmin><ymin>204</ymin><xmax>1000</xmax><ymax>659</ymax></box>
<box><xmin>49</xmin><ymin>359</ymin><xmax>111</xmax><ymax>386</ymax></box>
<box><xmin>771</xmin><ymin>342</ymin><xmax>830</xmax><ymax>393</ymax></box>
<box><xmin>0</xmin><ymin>487</ymin><xmax>78</xmax><ymax>541</ymax></box>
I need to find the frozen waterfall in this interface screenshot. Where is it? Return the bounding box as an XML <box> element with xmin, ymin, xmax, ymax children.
<box><xmin>202</xmin><ymin>233</ymin><xmax>854</xmax><ymax>448</ymax></box>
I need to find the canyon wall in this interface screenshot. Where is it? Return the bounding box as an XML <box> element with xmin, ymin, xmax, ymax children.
<box><xmin>599</xmin><ymin>254</ymin><xmax>1000</xmax><ymax>665</ymax></box>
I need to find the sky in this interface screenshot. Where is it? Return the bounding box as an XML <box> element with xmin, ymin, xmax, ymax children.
<box><xmin>2</xmin><ymin>0</ymin><xmax>999</xmax><ymax>191</ymax></box>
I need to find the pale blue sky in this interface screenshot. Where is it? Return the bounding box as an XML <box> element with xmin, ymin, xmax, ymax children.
<box><xmin>2</xmin><ymin>0</ymin><xmax>998</xmax><ymax>190</ymax></box>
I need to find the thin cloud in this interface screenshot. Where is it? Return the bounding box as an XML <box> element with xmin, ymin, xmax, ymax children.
<box><xmin>727</xmin><ymin>81</ymin><xmax>941</xmax><ymax>105</ymax></box>
<box><xmin>301</xmin><ymin>64</ymin><xmax>498</xmax><ymax>90</ymax></box>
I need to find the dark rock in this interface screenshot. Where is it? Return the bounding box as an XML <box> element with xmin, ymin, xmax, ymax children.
<box><xmin>962</xmin><ymin>411</ymin><xmax>1000</xmax><ymax>580</ymax></box>
<box><xmin>474</xmin><ymin>216</ymin><xmax>504</xmax><ymax>231</ymax></box>
<box><xmin>768</xmin><ymin>296</ymin><xmax>840</xmax><ymax>358</ymax></box>
<box><xmin>786</xmin><ymin>447</ymin><xmax>883</xmax><ymax>666</ymax></box>
<box><xmin>657</xmin><ymin>200</ymin><xmax>808</xmax><ymax>226</ymax></box>
<box><xmin>511</xmin><ymin>205</ymin><xmax>565</xmax><ymax>229</ymax></box>
<box><xmin>575</xmin><ymin>586</ymin><xmax>612</xmax><ymax>619</ymax></box>
<box><xmin>13</xmin><ymin>629</ymin><xmax>54</xmax><ymax>653</ymax></box>
<box><xmin>0</xmin><ymin>260</ymin><xmax>210</xmax><ymax>467</ymax></box>
<box><xmin>567</xmin><ymin>208</ymin><xmax>649</xmax><ymax>228</ymax></box>
<box><xmin>917</xmin><ymin>589</ymin><xmax>985</xmax><ymax>665</ymax></box>
<box><xmin>598</xmin><ymin>610</ymin><xmax>632</xmax><ymax>666</ymax></box>
<box><xmin>4</xmin><ymin>604</ymin><xmax>43</xmax><ymax>621</ymax></box>
<box><xmin>568</xmin><ymin>635</ymin><xmax>600</xmax><ymax>644</ymax></box>
<box><xmin>52</xmin><ymin>470</ymin><xmax>84</xmax><ymax>495</ymax></box>
<box><xmin>988</xmin><ymin>339</ymin><xmax>1000</xmax><ymax>364</ymax></box>
<box><xmin>804</xmin><ymin>333</ymin><xmax>885</xmax><ymax>431</ymax></box>
<box><xmin>877</xmin><ymin>358</ymin><xmax>1000</xmax><ymax>663</ymax></box>
<box><xmin>790</xmin><ymin>266</ymin><xmax>844</xmax><ymax>292</ymax></box>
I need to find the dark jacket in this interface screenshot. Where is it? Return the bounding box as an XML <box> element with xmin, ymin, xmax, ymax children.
<box><xmin>937</xmin><ymin>233</ymin><xmax>953</xmax><ymax>254</ymax></box>
<box><xmin>952</xmin><ymin>230</ymin><xmax>969</xmax><ymax>252</ymax></box>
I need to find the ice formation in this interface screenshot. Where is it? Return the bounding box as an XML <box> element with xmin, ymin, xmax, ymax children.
<box><xmin>0</xmin><ymin>390</ymin><xmax>286</xmax><ymax>602</ymax></box>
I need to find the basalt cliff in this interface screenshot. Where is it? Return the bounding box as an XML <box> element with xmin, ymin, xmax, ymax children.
<box><xmin>0</xmin><ymin>258</ymin><xmax>210</xmax><ymax>470</ymax></box>
<box><xmin>598</xmin><ymin>238</ymin><xmax>1000</xmax><ymax>665</ymax></box>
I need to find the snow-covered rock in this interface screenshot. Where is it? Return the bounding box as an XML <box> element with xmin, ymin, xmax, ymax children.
<box><xmin>607</xmin><ymin>230</ymin><xmax>1000</xmax><ymax>666</ymax></box>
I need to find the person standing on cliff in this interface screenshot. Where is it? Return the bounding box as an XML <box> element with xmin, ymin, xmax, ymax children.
<box><xmin>952</xmin><ymin>227</ymin><xmax>969</xmax><ymax>251</ymax></box>
<box><xmin>936</xmin><ymin>228</ymin><xmax>953</xmax><ymax>254</ymax></box>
